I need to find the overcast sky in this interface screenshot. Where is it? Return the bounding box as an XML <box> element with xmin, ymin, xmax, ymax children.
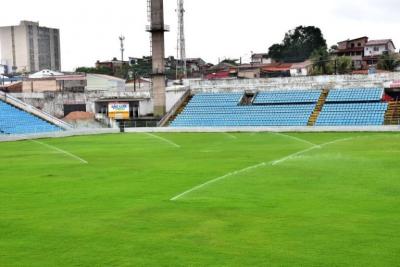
<box><xmin>1</xmin><ymin>0</ymin><xmax>399</xmax><ymax>71</ymax></box>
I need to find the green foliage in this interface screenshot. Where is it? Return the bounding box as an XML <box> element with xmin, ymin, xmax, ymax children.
<box><xmin>268</xmin><ymin>26</ymin><xmax>327</xmax><ymax>62</ymax></box>
<box><xmin>131</xmin><ymin>58</ymin><xmax>152</xmax><ymax>78</ymax></box>
<box><xmin>113</xmin><ymin>64</ymin><xmax>131</xmax><ymax>79</ymax></box>
<box><xmin>377</xmin><ymin>53</ymin><xmax>399</xmax><ymax>71</ymax></box>
<box><xmin>335</xmin><ymin>56</ymin><xmax>353</xmax><ymax>74</ymax></box>
<box><xmin>310</xmin><ymin>47</ymin><xmax>333</xmax><ymax>75</ymax></box>
<box><xmin>220</xmin><ymin>58</ymin><xmax>239</xmax><ymax>66</ymax></box>
<box><xmin>1</xmin><ymin>133</ymin><xmax>400</xmax><ymax>266</ymax></box>
<box><xmin>75</xmin><ymin>66</ymin><xmax>113</xmax><ymax>75</ymax></box>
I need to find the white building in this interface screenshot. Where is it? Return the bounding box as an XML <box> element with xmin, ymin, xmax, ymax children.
<box><xmin>251</xmin><ymin>53</ymin><xmax>272</xmax><ymax>65</ymax></box>
<box><xmin>364</xmin><ymin>39</ymin><xmax>396</xmax><ymax>57</ymax></box>
<box><xmin>0</xmin><ymin>21</ymin><xmax>61</xmax><ymax>73</ymax></box>
<box><xmin>86</xmin><ymin>74</ymin><xmax>126</xmax><ymax>91</ymax></box>
<box><xmin>290</xmin><ymin>60</ymin><xmax>312</xmax><ymax>77</ymax></box>
<box><xmin>29</xmin><ymin>69</ymin><xmax>64</xmax><ymax>79</ymax></box>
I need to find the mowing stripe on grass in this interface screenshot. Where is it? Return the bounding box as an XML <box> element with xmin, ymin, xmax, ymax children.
<box><xmin>143</xmin><ymin>133</ymin><xmax>181</xmax><ymax>148</ymax></box>
<box><xmin>170</xmin><ymin>162</ymin><xmax>267</xmax><ymax>201</ymax></box>
<box><xmin>272</xmin><ymin>137</ymin><xmax>354</xmax><ymax>165</ymax></box>
<box><xmin>223</xmin><ymin>133</ymin><xmax>238</xmax><ymax>139</ymax></box>
<box><xmin>270</xmin><ymin>132</ymin><xmax>318</xmax><ymax>147</ymax></box>
<box><xmin>170</xmin><ymin>137</ymin><xmax>355</xmax><ymax>201</ymax></box>
<box><xmin>30</xmin><ymin>140</ymin><xmax>88</xmax><ymax>164</ymax></box>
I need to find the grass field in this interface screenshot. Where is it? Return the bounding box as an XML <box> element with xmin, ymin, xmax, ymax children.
<box><xmin>1</xmin><ymin>132</ymin><xmax>400</xmax><ymax>266</ymax></box>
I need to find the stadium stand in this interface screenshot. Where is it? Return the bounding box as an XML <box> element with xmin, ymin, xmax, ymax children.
<box><xmin>0</xmin><ymin>99</ymin><xmax>62</xmax><ymax>134</ymax></box>
<box><xmin>325</xmin><ymin>88</ymin><xmax>383</xmax><ymax>102</ymax></box>
<box><xmin>316</xmin><ymin>88</ymin><xmax>387</xmax><ymax>126</ymax></box>
<box><xmin>170</xmin><ymin>88</ymin><xmax>389</xmax><ymax>127</ymax></box>
<box><xmin>254</xmin><ymin>90</ymin><xmax>321</xmax><ymax>104</ymax></box>
<box><xmin>171</xmin><ymin>91</ymin><xmax>319</xmax><ymax>127</ymax></box>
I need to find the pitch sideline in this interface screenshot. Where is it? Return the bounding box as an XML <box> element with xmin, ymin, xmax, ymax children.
<box><xmin>30</xmin><ymin>139</ymin><xmax>88</xmax><ymax>164</ymax></box>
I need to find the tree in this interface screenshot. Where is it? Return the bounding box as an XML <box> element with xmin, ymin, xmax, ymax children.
<box><xmin>220</xmin><ymin>58</ymin><xmax>239</xmax><ymax>66</ymax></box>
<box><xmin>75</xmin><ymin>66</ymin><xmax>113</xmax><ymax>76</ymax></box>
<box><xmin>335</xmin><ymin>56</ymin><xmax>353</xmax><ymax>74</ymax></box>
<box><xmin>268</xmin><ymin>26</ymin><xmax>327</xmax><ymax>63</ymax></box>
<box><xmin>377</xmin><ymin>53</ymin><xmax>399</xmax><ymax>71</ymax></box>
<box><xmin>310</xmin><ymin>47</ymin><xmax>332</xmax><ymax>75</ymax></box>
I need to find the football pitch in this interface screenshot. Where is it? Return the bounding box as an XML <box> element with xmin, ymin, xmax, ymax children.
<box><xmin>1</xmin><ymin>132</ymin><xmax>400</xmax><ymax>266</ymax></box>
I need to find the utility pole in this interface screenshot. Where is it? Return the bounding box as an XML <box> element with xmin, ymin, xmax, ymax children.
<box><xmin>119</xmin><ymin>35</ymin><xmax>125</xmax><ymax>62</ymax></box>
<box><xmin>177</xmin><ymin>0</ymin><xmax>187</xmax><ymax>79</ymax></box>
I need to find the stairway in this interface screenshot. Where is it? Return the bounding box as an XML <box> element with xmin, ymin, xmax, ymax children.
<box><xmin>166</xmin><ymin>95</ymin><xmax>193</xmax><ymax>126</ymax></box>
<box><xmin>307</xmin><ymin>89</ymin><xmax>329</xmax><ymax>126</ymax></box>
<box><xmin>384</xmin><ymin>99</ymin><xmax>400</xmax><ymax>125</ymax></box>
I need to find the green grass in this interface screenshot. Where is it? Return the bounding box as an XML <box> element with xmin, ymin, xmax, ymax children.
<box><xmin>1</xmin><ymin>132</ymin><xmax>400</xmax><ymax>266</ymax></box>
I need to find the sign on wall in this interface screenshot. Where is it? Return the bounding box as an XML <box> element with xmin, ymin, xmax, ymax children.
<box><xmin>108</xmin><ymin>102</ymin><xmax>130</xmax><ymax>119</ymax></box>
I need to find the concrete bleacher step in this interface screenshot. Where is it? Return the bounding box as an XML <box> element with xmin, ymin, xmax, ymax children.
<box><xmin>384</xmin><ymin>101</ymin><xmax>400</xmax><ymax>125</ymax></box>
<box><xmin>166</xmin><ymin>94</ymin><xmax>194</xmax><ymax>126</ymax></box>
<box><xmin>307</xmin><ymin>89</ymin><xmax>329</xmax><ymax>126</ymax></box>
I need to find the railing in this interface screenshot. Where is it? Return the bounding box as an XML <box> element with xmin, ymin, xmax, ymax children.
<box><xmin>120</xmin><ymin>120</ymin><xmax>159</xmax><ymax>129</ymax></box>
<box><xmin>0</xmin><ymin>90</ymin><xmax>73</xmax><ymax>130</ymax></box>
<box><xmin>157</xmin><ymin>89</ymin><xmax>191</xmax><ymax>127</ymax></box>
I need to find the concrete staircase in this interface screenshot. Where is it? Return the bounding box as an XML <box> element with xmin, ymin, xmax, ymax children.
<box><xmin>384</xmin><ymin>100</ymin><xmax>400</xmax><ymax>125</ymax></box>
<box><xmin>166</xmin><ymin>95</ymin><xmax>193</xmax><ymax>126</ymax></box>
<box><xmin>158</xmin><ymin>90</ymin><xmax>192</xmax><ymax>127</ymax></box>
<box><xmin>307</xmin><ymin>89</ymin><xmax>330</xmax><ymax>126</ymax></box>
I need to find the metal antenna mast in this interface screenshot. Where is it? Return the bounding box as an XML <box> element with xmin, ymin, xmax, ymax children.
<box><xmin>177</xmin><ymin>0</ymin><xmax>186</xmax><ymax>79</ymax></box>
<box><xmin>119</xmin><ymin>35</ymin><xmax>125</xmax><ymax>62</ymax></box>
<box><xmin>147</xmin><ymin>0</ymin><xmax>152</xmax><ymax>55</ymax></box>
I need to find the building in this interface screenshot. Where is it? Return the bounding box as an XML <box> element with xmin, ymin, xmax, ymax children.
<box><xmin>251</xmin><ymin>53</ymin><xmax>273</xmax><ymax>65</ymax></box>
<box><xmin>96</xmin><ymin>58</ymin><xmax>129</xmax><ymax>73</ymax></box>
<box><xmin>29</xmin><ymin>69</ymin><xmax>64</xmax><ymax>79</ymax></box>
<box><xmin>86</xmin><ymin>74</ymin><xmax>126</xmax><ymax>91</ymax></box>
<box><xmin>290</xmin><ymin>60</ymin><xmax>313</xmax><ymax>77</ymax></box>
<box><xmin>0</xmin><ymin>62</ymin><xmax>8</xmax><ymax>75</ymax></box>
<box><xmin>364</xmin><ymin>39</ymin><xmax>396</xmax><ymax>65</ymax></box>
<box><xmin>22</xmin><ymin>74</ymin><xmax>86</xmax><ymax>93</ymax></box>
<box><xmin>0</xmin><ymin>21</ymin><xmax>61</xmax><ymax>73</ymax></box>
<box><xmin>261</xmin><ymin>63</ymin><xmax>292</xmax><ymax>78</ymax></box>
<box><xmin>334</xmin><ymin>37</ymin><xmax>369</xmax><ymax>69</ymax></box>
<box><xmin>125</xmin><ymin>78</ymin><xmax>151</xmax><ymax>91</ymax></box>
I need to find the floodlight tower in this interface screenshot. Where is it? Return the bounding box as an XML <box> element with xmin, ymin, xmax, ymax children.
<box><xmin>119</xmin><ymin>35</ymin><xmax>125</xmax><ymax>62</ymax></box>
<box><xmin>147</xmin><ymin>0</ymin><xmax>169</xmax><ymax>117</ymax></box>
<box><xmin>177</xmin><ymin>0</ymin><xmax>187</xmax><ymax>79</ymax></box>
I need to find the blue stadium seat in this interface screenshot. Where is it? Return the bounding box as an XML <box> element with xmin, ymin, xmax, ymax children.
<box><xmin>316</xmin><ymin>88</ymin><xmax>386</xmax><ymax>126</ymax></box>
<box><xmin>171</xmin><ymin>91</ymin><xmax>318</xmax><ymax>127</ymax></box>
<box><xmin>0</xmin><ymin>100</ymin><xmax>62</xmax><ymax>134</ymax></box>
<box><xmin>170</xmin><ymin>88</ymin><xmax>388</xmax><ymax>127</ymax></box>
<box><xmin>326</xmin><ymin>88</ymin><xmax>383</xmax><ymax>102</ymax></box>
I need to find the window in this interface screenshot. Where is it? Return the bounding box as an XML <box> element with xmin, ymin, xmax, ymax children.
<box><xmin>374</xmin><ymin>47</ymin><xmax>379</xmax><ymax>52</ymax></box>
<box><xmin>358</xmin><ymin>43</ymin><xmax>362</xmax><ymax>47</ymax></box>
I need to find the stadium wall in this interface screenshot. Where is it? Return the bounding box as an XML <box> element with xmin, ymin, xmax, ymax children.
<box><xmin>1</xmin><ymin>126</ymin><xmax>400</xmax><ymax>143</ymax></box>
<box><xmin>188</xmin><ymin>73</ymin><xmax>400</xmax><ymax>92</ymax></box>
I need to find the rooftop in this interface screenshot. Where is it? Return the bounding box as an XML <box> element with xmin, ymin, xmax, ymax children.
<box><xmin>365</xmin><ymin>39</ymin><xmax>395</xmax><ymax>48</ymax></box>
